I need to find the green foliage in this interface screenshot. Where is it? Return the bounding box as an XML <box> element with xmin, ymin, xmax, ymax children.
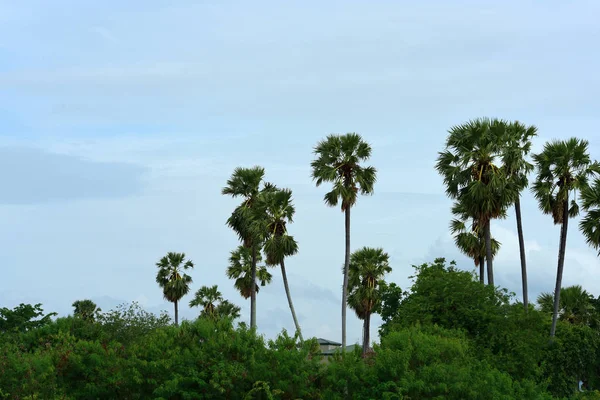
<box><xmin>0</xmin><ymin>303</ymin><xmax>56</xmax><ymax>333</ymax></box>
<box><xmin>72</xmin><ymin>299</ymin><xmax>101</xmax><ymax>322</ymax></box>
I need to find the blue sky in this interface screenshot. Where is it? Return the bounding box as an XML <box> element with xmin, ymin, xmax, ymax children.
<box><xmin>1</xmin><ymin>0</ymin><xmax>600</xmax><ymax>343</ymax></box>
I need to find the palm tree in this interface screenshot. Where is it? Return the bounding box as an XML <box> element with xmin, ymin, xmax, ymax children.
<box><xmin>156</xmin><ymin>252</ymin><xmax>194</xmax><ymax>326</ymax></box>
<box><xmin>449</xmin><ymin>214</ymin><xmax>500</xmax><ymax>284</ymax></box>
<box><xmin>311</xmin><ymin>133</ymin><xmax>377</xmax><ymax>349</ymax></box>
<box><xmin>222</xmin><ymin>166</ymin><xmax>267</xmax><ymax>329</ymax></box>
<box><xmin>501</xmin><ymin>121</ymin><xmax>537</xmax><ymax>311</ymax></box>
<box><xmin>260</xmin><ymin>187</ymin><xmax>303</xmax><ymax>341</ymax></box>
<box><xmin>347</xmin><ymin>247</ymin><xmax>391</xmax><ymax>355</ymax></box>
<box><xmin>580</xmin><ymin>178</ymin><xmax>600</xmax><ymax>255</ymax></box>
<box><xmin>537</xmin><ymin>285</ymin><xmax>598</xmax><ymax>327</ymax></box>
<box><xmin>72</xmin><ymin>299</ymin><xmax>101</xmax><ymax>322</ymax></box>
<box><xmin>532</xmin><ymin>138</ymin><xmax>599</xmax><ymax>337</ymax></box>
<box><xmin>227</xmin><ymin>245</ymin><xmax>272</xmax><ymax>320</ymax></box>
<box><xmin>436</xmin><ymin>118</ymin><xmax>516</xmax><ymax>286</ymax></box>
<box><xmin>215</xmin><ymin>300</ymin><xmax>242</xmax><ymax>321</ymax></box>
<box><xmin>189</xmin><ymin>285</ymin><xmax>223</xmax><ymax>320</ymax></box>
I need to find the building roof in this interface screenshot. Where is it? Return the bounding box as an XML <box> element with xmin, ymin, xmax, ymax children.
<box><xmin>317</xmin><ymin>338</ymin><xmax>342</xmax><ymax>346</ymax></box>
<box><xmin>321</xmin><ymin>344</ymin><xmax>360</xmax><ymax>355</ymax></box>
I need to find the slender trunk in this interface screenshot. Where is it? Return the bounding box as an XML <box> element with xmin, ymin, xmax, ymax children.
<box><xmin>515</xmin><ymin>197</ymin><xmax>529</xmax><ymax>312</ymax></box>
<box><xmin>174</xmin><ymin>300</ymin><xmax>179</xmax><ymax>326</ymax></box>
<box><xmin>251</xmin><ymin>245</ymin><xmax>257</xmax><ymax>329</ymax></box>
<box><xmin>280</xmin><ymin>260</ymin><xmax>303</xmax><ymax>341</ymax></box>
<box><xmin>478</xmin><ymin>256</ymin><xmax>485</xmax><ymax>284</ymax></box>
<box><xmin>550</xmin><ymin>197</ymin><xmax>570</xmax><ymax>338</ymax></box>
<box><xmin>484</xmin><ymin>220</ymin><xmax>494</xmax><ymax>286</ymax></box>
<box><xmin>363</xmin><ymin>311</ymin><xmax>371</xmax><ymax>356</ymax></box>
<box><xmin>342</xmin><ymin>207</ymin><xmax>351</xmax><ymax>350</ymax></box>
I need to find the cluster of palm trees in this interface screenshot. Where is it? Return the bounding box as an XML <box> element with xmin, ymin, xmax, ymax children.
<box><xmin>151</xmin><ymin>122</ymin><xmax>600</xmax><ymax>350</ymax></box>
<box><xmin>436</xmin><ymin>118</ymin><xmax>600</xmax><ymax>338</ymax></box>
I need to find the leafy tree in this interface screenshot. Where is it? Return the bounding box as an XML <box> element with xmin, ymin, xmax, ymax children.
<box><xmin>537</xmin><ymin>285</ymin><xmax>598</xmax><ymax>327</ymax></box>
<box><xmin>260</xmin><ymin>186</ymin><xmax>303</xmax><ymax>341</ymax></box>
<box><xmin>501</xmin><ymin>121</ymin><xmax>537</xmax><ymax>310</ymax></box>
<box><xmin>222</xmin><ymin>166</ymin><xmax>268</xmax><ymax>329</ymax></box>
<box><xmin>0</xmin><ymin>303</ymin><xmax>56</xmax><ymax>333</ymax></box>
<box><xmin>436</xmin><ymin>118</ymin><xmax>516</xmax><ymax>286</ymax></box>
<box><xmin>347</xmin><ymin>247</ymin><xmax>391</xmax><ymax>355</ymax></box>
<box><xmin>72</xmin><ymin>299</ymin><xmax>101</xmax><ymax>322</ymax></box>
<box><xmin>311</xmin><ymin>133</ymin><xmax>377</xmax><ymax>348</ymax></box>
<box><xmin>97</xmin><ymin>301</ymin><xmax>171</xmax><ymax>344</ymax></box>
<box><xmin>155</xmin><ymin>252</ymin><xmax>194</xmax><ymax>326</ymax></box>
<box><xmin>377</xmin><ymin>282</ymin><xmax>405</xmax><ymax>338</ymax></box>
<box><xmin>532</xmin><ymin>138</ymin><xmax>599</xmax><ymax>337</ymax></box>
<box><xmin>580</xmin><ymin>178</ymin><xmax>600</xmax><ymax>256</ymax></box>
<box><xmin>227</xmin><ymin>245</ymin><xmax>272</xmax><ymax>320</ymax></box>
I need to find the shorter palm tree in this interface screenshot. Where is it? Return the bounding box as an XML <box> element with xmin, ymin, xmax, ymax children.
<box><xmin>347</xmin><ymin>247</ymin><xmax>392</xmax><ymax>355</ymax></box>
<box><xmin>537</xmin><ymin>285</ymin><xmax>598</xmax><ymax>327</ymax></box>
<box><xmin>450</xmin><ymin>216</ymin><xmax>500</xmax><ymax>284</ymax></box>
<box><xmin>156</xmin><ymin>252</ymin><xmax>194</xmax><ymax>326</ymax></box>
<box><xmin>72</xmin><ymin>299</ymin><xmax>101</xmax><ymax>322</ymax></box>
<box><xmin>215</xmin><ymin>300</ymin><xmax>242</xmax><ymax>321</ymax></box>
<box><xmin>227</xmin><ymin>246</ymin><xmax>272</xmax><ymax>320</ymax></box>
<box><xmin>189</xmin><ymin>285</ymin><xmax>222</xmax><ymax>320</ymax></box>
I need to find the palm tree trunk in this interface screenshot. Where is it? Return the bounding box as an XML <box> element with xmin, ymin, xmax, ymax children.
<box><xmin>484</xmin><ymin>220</ymin><xmax>494</xmax><ymax>286</ymax></box>
<box><xmin>250</xmin><ymin>245</ymin><xmax>257</xmax><ymax>329</ymax></box>
<box><xmin>515</xmin><ymin>196</ymin><xmax>529</xmax><ymax>312</ymax></box>
<box><xmin>478</xmin><ymin>256</ymin><xmax>485</xmax><ymax>284</ymax></box>
<box><xmin>174</xmin><ymin>300</ymin><xmax>179</xmax><ymax>326</ymax></box>
<box><xmin>362</xmin><ymin>311</ymin><xmax>371</xmax><ymax>356</ymax></box>
<box><xmin>342</xmin><ymin>206</ymin><xmax>351</xmax><ymax>350</ymax></box>
<box><xmin>550</xmin><ymin>198</ymin><xmax>570</xmax><ymax>338</ymax></box>
<box><xmin>280</xmin><ymin>260</ymin><xmax>303</xmax><ymax>341</ymax></box>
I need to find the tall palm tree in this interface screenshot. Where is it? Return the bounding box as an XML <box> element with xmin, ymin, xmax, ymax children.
<box><xmin>580</xmin><ymin>178</ymin><xmax>600</xmax><ymax>255</ymax></box>
<box><xmin>311</xmin><ymin>133</ymin><xmax>377</xmax><ymax>349</ymax></box>
<box><xmin>501</xmin><ymin>121</ymin><xmax>537</xmax><ymax>311</ymax></box>
<box><xmin>222</xmin><ymin>166</ymin><xmax>266</xmax><ymax>329</ymax></box>
<box><xmin>156</xmin><ymin>252</ymin><xmax>194</xmax><ymax>326</ymax></box>
<box><xmin>436</xmin><ymin>118</ymin><xmax>516</xmax><ymax>286</ymax></box>
<box><xmin>347</xmin><ymin>247</ymin><xmax>391</xmax><ymax>355</ymax></box>
<box><xmin>189</xmin><ymin>285</ymin><xmax>223</xmax><ymax>320</ymax></box>
<box><xmin>532</xmin><ymin>138</ymin><xmax>599</xmax><ymax>338</ymax></box>
<box><xmin>72</xmin><ymin>299</ymin><xmax>101</xmax><ymax>322</ymax></box>
<box><xmin>537</xmin><ymin>285</ymin><xmax>598</xmax><ymax>327</ymax></box>
<box><xmin>226</xmin><ymin>245</ymin><xmax>272</xmax><ymax>321</ymax></box>
<box><xmin>449</xmin><ymin>214</ymin><xmax>500</xmax><ymax>284</ymax></box>
<box><xmin>260</xmin><ymin>187</ymin><xmax>303</xmax><ymax>341</ymax></box>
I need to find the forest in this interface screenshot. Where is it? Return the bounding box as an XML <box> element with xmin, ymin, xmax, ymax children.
<box><xmin>2</xmin><ymin>118</ymin><xmax>600</xmax><ymax>399</ymax></box>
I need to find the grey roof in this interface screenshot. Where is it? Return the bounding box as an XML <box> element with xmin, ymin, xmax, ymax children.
<box><xmin>321</xmin><ymin>344</ymin><xmax>360</xmax><ymax>355</ymax></box>
<box><xmin>317</xmin><ymin>338</ymin><xmax>342</xmax><ymax>346</ymax></box>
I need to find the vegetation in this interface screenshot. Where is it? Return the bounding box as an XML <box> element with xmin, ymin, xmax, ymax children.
<box><xmin>4</xmin><ymin>119</ymin><xmax>600</xmax><ymax>398</ymax></box>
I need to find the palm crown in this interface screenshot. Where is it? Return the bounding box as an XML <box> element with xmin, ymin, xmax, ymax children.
<box><xmin>580</xmin><ymin>179</ymin><xmax>600</xmax><ymax>254</ymax></box>
<box><xmin>260</xmin><ymin>187</ymin><xmax>299</xmax><ymax>266</ymax></box>
<box><xmin>449</xmin><ymin>215</ymin><xmax>500</xmax><ymax>267</ymax></box>
<box><xmin>311</xmin><ymin>133</ymin><xmax>377</xmax><ymax>211</ymax></box>
<box><xmin>226</xmin><ymin>245</ymin><xmax>272</xmax><ymax>299</ymax></box>
<box><xmin>532</xmin><ymin>138</ymin><xmax>599</xmax><ymax>224</ymax></box>
<box><xmin>155</xmin><ymin>252</ymin><xmax>194</xmax><ymax>303</ymax></box>
<box><xmin>436</xmin><ymin>118</ymin><xmax>516</xmax><ymax>225</ymax></box>
<box><xmin>347</xmin><ymin>247</ymin><xmax>392</xmax><ymax>319</ymax></box>
<box><xmin>189</xmin><ymin>285</ymin><xmax>223</xmax><ymax>317</ymax></box>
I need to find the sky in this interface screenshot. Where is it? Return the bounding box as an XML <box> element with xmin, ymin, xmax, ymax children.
<box><xmin>1</xmin><ymin>0</ymin><xmax>600</xmax><ymax>344</ymax></box>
